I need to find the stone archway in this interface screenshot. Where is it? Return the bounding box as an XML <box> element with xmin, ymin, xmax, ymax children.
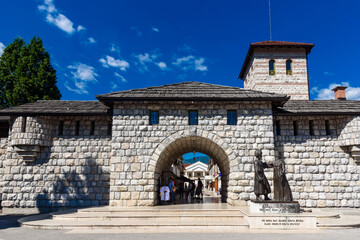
<box><xmin>149</xmin><ymin>129</ymin><xmax>237</xmax><ymax>205</ymax></box>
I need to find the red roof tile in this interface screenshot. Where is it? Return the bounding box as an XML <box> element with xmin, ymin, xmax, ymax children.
<box><xmin>238</xmin><ymin>41</ymin><xmax>314</xmax><ymax>80</ymax></box>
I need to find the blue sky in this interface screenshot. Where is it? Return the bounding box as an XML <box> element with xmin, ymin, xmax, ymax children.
<box><xmin>1</xmin><ymin>0</ymin><xmax>360</xmax><ymax>100</ymax></box>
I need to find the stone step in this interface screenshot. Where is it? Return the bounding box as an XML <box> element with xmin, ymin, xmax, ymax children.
<box><xmin>56</xmin><ymin>211</ymin><xmax>243</xmax><ymax>216</ymax></box>
<box><xmin>52</xmin><ymin>214</ymin><xmax>244</xmax><ymax>221</ymax></box>
<box><xmin>77</xmin><ymin>207</ymin><xmax>242</xmax><ymax>214</ymax></box>
<box><xmin>20</xmin><ymin>217</ymin><xmax>249</xmax><ymax>231</ymax></box>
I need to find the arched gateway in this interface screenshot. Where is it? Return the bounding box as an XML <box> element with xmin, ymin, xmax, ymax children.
<box><xmin>152</xmin><ymin>132</ymin><xmax>234</xmax><ymax>204</ymax></box>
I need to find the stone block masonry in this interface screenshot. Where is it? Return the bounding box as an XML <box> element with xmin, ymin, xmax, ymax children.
<box><xmin>1</xmin><ymin>116</ymin><xmax>111</xmax><ymax>213</ymax></box>
<box><xmin>275</xmin><ymin>115</ymin><xmax>360</xmax><ymax>208</ymax></box>
<box><xmin>244</xmin><ymin>49</ymin><xmax>310</xmax><ymax>100</ymax></box>
<box><xmin>109</xmin><ymin>101</ymin><xmax>276</xmax><ymax>207</ymax></box>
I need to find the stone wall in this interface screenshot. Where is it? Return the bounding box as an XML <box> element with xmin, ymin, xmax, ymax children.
<box><xmin>110</xmin><ymin>101</ymin><xmax>276</xmax><ymax>207</ymax></box>
<box><xmin>338</xmin><ymin>115</ymin><xmax>360</xmax><ymax>147</ymax></box>
<box><xmin>2</xmin><ymin>103</ymin><xmax>360</xmax><ymax>211</ymax></box>
<box><xmin>11</xmin><ymin>116</ymin><xmax>53</xmax><ymax>147</ymax></box>
<box><xmin>1</xmin><ymin>116</ymin><xmax>112</xmax><ymax>213</ymax></box>
<box><xmin>244</xmin><ymin>48</ymin><xmax>309</xmax><ymax>100</ymax></box>
<box><xmin>275</xmin><ymin>115</ymin><xmax>360</xmax><ymax>207</ymax></box>
<box><xmin>0</xmin><ymin>137</ymin><xmax>8</xmax><ymax>205</ymax></box>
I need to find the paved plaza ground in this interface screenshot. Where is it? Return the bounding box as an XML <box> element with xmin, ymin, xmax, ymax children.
<box><xmin>1</xmin><ymin>191</ymin><xmax>360</xmax><ymax>239</ymax></box>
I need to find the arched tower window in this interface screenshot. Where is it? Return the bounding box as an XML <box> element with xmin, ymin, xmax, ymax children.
<box><xmin>286</xmin><ymin>59</ymin><xmax>292</xmax><ymax>75</ymax></box>
<box><xmin>269</xmin><ymin>59</ymin><xmax>275</xmax><ymax>75</ymax></box>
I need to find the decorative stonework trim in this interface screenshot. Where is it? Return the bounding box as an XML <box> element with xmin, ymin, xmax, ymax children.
<box><xmin>349</xmin><ymin>145</ymin><xmax>360</xmax><ymax>165</ymax></box>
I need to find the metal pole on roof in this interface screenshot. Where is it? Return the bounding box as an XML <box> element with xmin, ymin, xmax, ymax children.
<box><xmin>269</xmin><ymin>0</ymin><xmax>272</xmax><ymax>41</ymax></box>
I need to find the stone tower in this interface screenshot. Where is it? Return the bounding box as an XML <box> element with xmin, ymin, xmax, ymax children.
<box><xmin>238</xmin><ymin>41</ymin><xmax>314</xmax><ymax>100</ymax></box>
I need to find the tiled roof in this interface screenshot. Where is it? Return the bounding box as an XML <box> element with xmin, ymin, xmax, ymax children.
<box><xmin>0</xmin><ymin>100</ymin><xmax>110</xmax><ymax>116</ymax></box>
<box><xmin>238</xmin><ymin>40</ymin><xmax>314</xmax><ymax>80</ymax></box>
<box><xmin>97</xmin><ymin>81</ymin><xmax>289</xmax><ymax>104</ymax></box>
<box><xmin>251</xmin><ymin>41</ymin><xmax>314</xmax><ymax>47</ymax></box>
<box><xmin>274</xmin><ymin>100</ymin><xmax>360</xmax><ymax>115</ymax></box>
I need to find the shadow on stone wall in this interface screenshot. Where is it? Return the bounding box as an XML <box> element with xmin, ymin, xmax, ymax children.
<box><xmin>35</xmin><ymin>158</ymin><xmax>110</xmax><ymax>213</ymax></box>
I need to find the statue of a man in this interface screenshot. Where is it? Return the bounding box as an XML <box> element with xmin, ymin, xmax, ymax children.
<box><xmin>253</xmin><ymin>150</ymin><xmax>271</xmax><ymax>201</ymax></box>
<box><xmin>273</xmin><ymin>157</ymin><xmax>293</xmax><ymax>201</ymax></box>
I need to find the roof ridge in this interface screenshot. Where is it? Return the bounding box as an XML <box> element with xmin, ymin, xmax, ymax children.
<box><xmin>97</xmin><ymin>81</ymin><xmax>251</xmax><ymax>97</ymax></box>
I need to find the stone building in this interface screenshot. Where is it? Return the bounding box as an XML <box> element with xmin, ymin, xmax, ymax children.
<box><xmin>0</xmin><ymin>41</ymin><xmax>359</xmax><ymax>213</ymax></box>
<box><xmin>184</xmin><ymin>161</ymin><xmax>210</xmax><ymax>186</ymax></box>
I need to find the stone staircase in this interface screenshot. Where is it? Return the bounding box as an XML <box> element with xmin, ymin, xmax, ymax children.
<box><xmin>18</xmin><ymin>205</ymin><xmax>358</xmax><ymax>232</ymax></box>
<box><xmin>19</xmin><ymin>207</ymin><xmax>249</xmax><ymax>233</ymax></box>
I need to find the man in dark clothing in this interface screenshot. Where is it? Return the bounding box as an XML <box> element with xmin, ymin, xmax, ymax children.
<box><xmin>196</xmin><ymin>178</ymin><xmax>203</xmax><ymax>199</ymax></box>
<box><xmin>178</xmin><ymin>180</ymin><xmax>184</xmax><ymax>199</ymax></box>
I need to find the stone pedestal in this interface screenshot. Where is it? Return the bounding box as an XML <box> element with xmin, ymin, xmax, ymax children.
<box><xmin>249</xmin><ymin>200</ymin><xmax>300</xmax><ymax>213</ymax></box>
<box><xmin>243</xmin><ymin>200</ymin><xmax>316</xmax><ymax>229</ymax></box>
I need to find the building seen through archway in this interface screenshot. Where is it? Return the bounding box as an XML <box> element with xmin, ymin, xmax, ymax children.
<box><xmin>158</xmin><ymin>150</ymin><xmax>223</xmax><ymax>205</ymax></box>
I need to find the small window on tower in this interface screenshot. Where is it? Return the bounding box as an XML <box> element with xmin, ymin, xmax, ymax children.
<box><xmin>286</xmin><ymin>59</ymin><xmax>292</xmax><ymax>75</ymax></box>
<box><xmin>269</xmin><ymin>59</ymin><xmax>275</xmax><ymax>75</ymax></box>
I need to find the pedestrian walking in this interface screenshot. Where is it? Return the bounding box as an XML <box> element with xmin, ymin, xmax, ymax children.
<box><xmin>195</xmin><ymin>178</ymin><xmax>203</xmax><ymax>199</ymax></box>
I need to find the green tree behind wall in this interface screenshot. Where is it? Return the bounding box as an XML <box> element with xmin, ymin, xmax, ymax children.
<box><xmin>0</xmin><ymin>36</ymin><xmax>61</xmax><ymax>108</ymax></box>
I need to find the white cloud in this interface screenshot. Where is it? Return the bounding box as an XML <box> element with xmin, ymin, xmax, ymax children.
<box><xmin>110</xmin><ymin>43</ymin><xmax>121</xmax><ymax>53</ymax></box>
<box><xmin>152</xmin><ymin>27</ymin><xmax>159</xmax><ymax>32</ymax></box>
<box><xmin>77</xmin><ymin>25</ymin><xmax>86</xmax><ymax>31</ymax></box>
<box><xmin>172</xmin><ymin>55</ymin><xmax>208</xmax><ymax>72</ymax></box>
<box><xmin>114</xmin><ymin>72</ymin><xmax>127</xmax><ymax>83</ymax></box>
<box><xmin>65</xmin><ymin>63</ymin><xmax>98</xmax><ymax>94</ymax></box>
<box><xmin>99</xmin><ymin>55</ymin><xmax>130</xmax><ymax>71</ymax></box>
<box><xmin>88</xmin><ymin>37</ymin><xmax>96</xmax><ymax>44</ymax></box>
<box><xmin>38</xmin><ymin>0</ymin><xmax>84</xmax><ymax>34</ymax></box>
<box><xmin>38</xmin><ymin>0</ymin><xmax>56</xmax><ymax>13</ymax></box>
<box><xmin>156</xmin><ymin>62</ymin><xmax>167</xmax><ymax>69</ymax></box>
<box><xmin>111</xmin><ymin>73</ymin><xmax>127</xmax><ymax>90</ymax></box>
<box><xmin>312</xmin><ymin>82</ymin><xmax>360</xmax><ymax>100</ymax></box>
<box><xmin>0</xmin><ymin>42</ymin><xmax>5</xmax><ymax>55</ymax></box>
<box><xmin>194</xmin><ymin>58</ymin><xmax>207</xmax><ymax>71</ymax></box>
<box><xmin>136</xmin><ymin>53</ymin><xmax>153</xmax><ymax>64</ymax></box>
<box><xmin>134</xmin><ymin>52</ymin><xmax>166</xmax><ymax>72</ymax></box>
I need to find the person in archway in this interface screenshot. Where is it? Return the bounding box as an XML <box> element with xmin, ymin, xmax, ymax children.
<box><xmin>160</xmin><ymin>182</ymin><xmax>170</xmax><ymax>204</ymax></box>
<box><xmin>196</xmin><ymin>178</ymin><xmax>203</xmax><ymax>199</ymax></box>
<box><xmin>254</xmin><ymin>150</ymin><xmax>271</xmax><ymax>201</ymax></box>
<box><xmin>168</xmin><ymin>177</ymin><xmax>176</xmax><ymax>204</ymax></box>
<box><xmin>178</xmin><ymin>180</ymin><xmax>184</xmax><ymax>200</ymax></box>
<box><xmin>189</xmin><ymin>180</ymin><xmax>195</xmax><ymax>200</ymax></box>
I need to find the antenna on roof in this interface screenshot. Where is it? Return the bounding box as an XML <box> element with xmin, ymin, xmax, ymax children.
<box><xmin>269</xmin><ymin>0</ymin><xmax>272</xmax><ymax>41</ymax></box>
